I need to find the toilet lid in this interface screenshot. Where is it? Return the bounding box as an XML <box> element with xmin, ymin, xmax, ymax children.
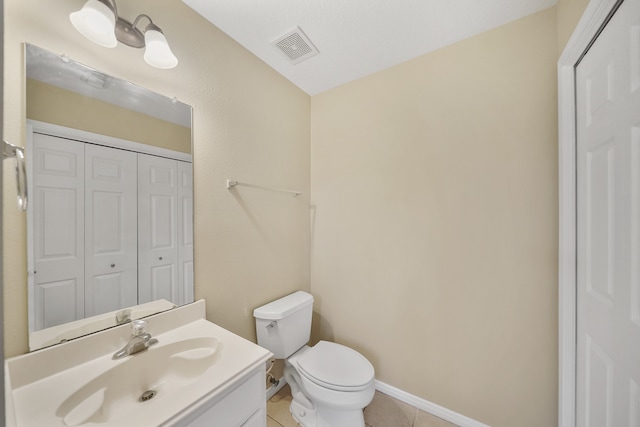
<box><xmin>297</xmin><ymin>341</ymin><xmax>374</xmax><ymax>391</ymax></box>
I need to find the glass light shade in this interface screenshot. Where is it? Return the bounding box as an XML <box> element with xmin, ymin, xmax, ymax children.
<box><xmin>69</xmin><ymin>0</ymin><xmax>117</xmax><ymax>48</ymax></box>
<box><xmin>143</xmin><ymin>29</ymin><xmax>178</xmax><ymax>69</ymax></box>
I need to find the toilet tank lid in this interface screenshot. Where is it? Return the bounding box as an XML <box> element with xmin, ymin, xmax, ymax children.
<box><xmin>253</xmin><ymin>291</ymin><xmax>314</xmax><ymax>320</ymax></box>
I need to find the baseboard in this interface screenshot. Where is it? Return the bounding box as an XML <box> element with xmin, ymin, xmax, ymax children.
<box><xmin>375</xmin><ymin>380</ymin><xmax>491</xmax><ymax>427</ymax></box>
<box><xmin>266</xmin><ymin>376</ymin><xmax>288</xmax><ymax>400</ymax></box>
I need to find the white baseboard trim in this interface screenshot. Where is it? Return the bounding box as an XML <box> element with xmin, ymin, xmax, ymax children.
<box><xmin>266</xmin><ymin>377</ymin><xmax>288</xmax><ymax>400</ymax></box>
<box><xmin>375</xmin><ymin>380</ymin><xmax>491</xmax><ymax>427</ymax></box>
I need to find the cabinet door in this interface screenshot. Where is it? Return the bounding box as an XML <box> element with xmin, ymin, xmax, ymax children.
<box><xmin>84</xmin><ymin>144</ymin><xmax>138</xmax><ymax>317</ymax></box>
<box><xmin>31</xmin><ymin>133</ymin><xmax>85</xmax><ymax>330</ymax></box>
<box><xmin>241</xmin><ymin>409</ymin><xmax>266</xmax><ymax>427</ymax></box>
<box><xmin>182</xmin><ymin>370</ymin><xmax>265</xmax><ymax>427</ymax></box>
<box><xmin>138</xmin><ymin>154</ymin><xmax>179</xmax><ymax>304</ymax></box>
<box><xmin>177</xmin><ymin>161</ymin><xmax>194</xmax><ymax>305</ymax></box>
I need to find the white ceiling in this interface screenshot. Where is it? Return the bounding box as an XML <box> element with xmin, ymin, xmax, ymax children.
<box><xmin>182</xmin><ymin>0</ymin><xmax>557</xmax><ymax>95</ymax></box>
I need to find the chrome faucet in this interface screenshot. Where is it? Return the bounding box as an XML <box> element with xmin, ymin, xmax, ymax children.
<box><xmin>112</xmin><ymin>319</ymin><xmax>158</xmax><ymax>360</ymax></box>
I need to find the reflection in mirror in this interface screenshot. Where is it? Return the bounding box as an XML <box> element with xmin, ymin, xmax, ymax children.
<box><xmin>25</xmin><ymin>44</ymin><xmax>194</xmax><ymax>351</ymax></box>
<box><xmin>29</xmin><ymin>299</ymin><xmax>176</xmax><ymax>350</ymax></box>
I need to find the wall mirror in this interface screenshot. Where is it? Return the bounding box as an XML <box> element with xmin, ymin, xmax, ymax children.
<box><xmin>25</xmin><ymin>44</ymin><xmax>194</xmax><ymax>351</ymax></box>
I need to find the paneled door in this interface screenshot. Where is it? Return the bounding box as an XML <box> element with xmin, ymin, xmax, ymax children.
<box><xmin>31</xmin><ymin>133</ymin><xmax>85</xmax><ymax>329</ymax></box>
<box><xmin>29</xmin><ymin>127</ymin><xmax>193</xmax><ymax>332</ymax></box>
<box><xmin>84</xmin><ymin>144</ymin><xmax>138</xmax><ymax>317</ymax></box>
<box><xmin>575</xmin><ymin>0</ymin><xmax>640</xmax><ymax>425</ymax></box>
<box><xmin>138</xmin><ymin>154</ymin><xmax>179</xmax><ymax>304</ymax></box>
<box><xmin>177</xmin><ymin>160</ymin><xmax>194</xmax><ymax>305</ymax></box>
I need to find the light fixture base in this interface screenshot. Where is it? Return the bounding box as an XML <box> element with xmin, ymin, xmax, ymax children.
<box><xmin>115</xmin><ymin>17</ymin><xmax>144</xmax><ymax>48</ymax></box>
<box><xmin>70</xmin><ymin>0</ymin><xmax>177</xmax><ymax>68</ymax></box>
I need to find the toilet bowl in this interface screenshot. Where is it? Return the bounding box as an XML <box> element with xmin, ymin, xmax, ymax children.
<box><xmin>254</xmin><ymin>291</ymin><xmax>375</xmax><ymax>427</ymax></box>
<box><xmin>285</xmin><ymin>342</ymin><xmax>375</xmax><ymax>426</ymax></box>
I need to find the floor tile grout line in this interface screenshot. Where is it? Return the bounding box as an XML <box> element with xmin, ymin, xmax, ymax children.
<box><xmin>410</xmin><ymin>406</ymin><xmax>418</xmax><ymax>427</ymax></box>
<box><xmin>267</xmin><ymin>414</ymin><xmax>285</xmax><ymax>427</ymax></box>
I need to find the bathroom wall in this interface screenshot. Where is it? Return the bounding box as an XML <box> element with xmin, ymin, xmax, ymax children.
<box><xmin>27</xmin><ymin>79</ymin><xmax>191</xmax><ymax>153</ymax></box>
<box><xmin>4</xmin><ymin>0</ymin><xmax>596</xmax><ymax>424</ymax></box>
<box><xmin>310</xmin><ymin>8</ymin><xmax>558</xmax><ymax>427</ymax></box>
<box><xmin>557</xmin><ymin>0</ymin><xmax>591</xmax><ymax>53</ymax></box>
<box><xmin>0</xmin><ymin>0</ymin><xmax>5</xmax><ymax>416</ymax></box>
<box><xmin>3</xmin><ymin>0</ymin><xmax>310</xmax><ymax>356</ymax></box>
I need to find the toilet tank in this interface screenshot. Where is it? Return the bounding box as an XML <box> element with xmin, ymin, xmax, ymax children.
<box><xmin>253</xmin><ymin>291</ymin><xmax>314</xmax><ymax>359</ymax></box>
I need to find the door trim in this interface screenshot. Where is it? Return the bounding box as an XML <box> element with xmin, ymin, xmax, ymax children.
<box><xmin>558</xmin><ymin>1</ymin><xmax>622</xmax><ymax>426</ymax></box>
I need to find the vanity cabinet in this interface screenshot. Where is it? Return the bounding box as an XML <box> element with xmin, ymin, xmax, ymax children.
<box><xmin>177</xmin><ymin>368</ymin><xmax>266</xmax><ymax>427</ymax></box>
<box><xmin>29</xmin><ymin>128</ymin><xmax>193</xmax><ymax>330</ymax></box>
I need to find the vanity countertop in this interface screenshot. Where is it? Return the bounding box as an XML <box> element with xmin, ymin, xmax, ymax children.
<box><xmin>4</xmin><ymin>300</ymin><xmax>272</xmax><ymax>426</ymax></box>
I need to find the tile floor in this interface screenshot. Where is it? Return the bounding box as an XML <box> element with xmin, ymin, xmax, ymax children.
<box><xmin>267</xmin><ymin>385</ymin><xmax>459</xmax><ymax>427</ymax></box>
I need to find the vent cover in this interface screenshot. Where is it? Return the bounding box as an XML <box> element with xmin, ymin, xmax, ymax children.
<box><xmin>272</xmin><ymin>26</ymin><xmax>319</xmax><ymax>64</ymax></box>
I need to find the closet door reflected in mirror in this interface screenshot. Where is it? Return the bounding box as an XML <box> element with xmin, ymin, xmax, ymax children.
<box><xmin>137</xmin><ymin>154</ymin><xmax>194</xmax><ymax>306</ymax></box>
<box><xmin>28</xmin><ymin>123</ymin><xmax>193</xmax><ymax>333</ymax></box>
<box><xmin>31</xmin><ymin>134</ymin><xmax>86</xmax><ymax>329</ymax></box>
<box><xmin>85</xmin><ymin>144</ymin><xmax>138</xmax><ymax>318</ymax></box>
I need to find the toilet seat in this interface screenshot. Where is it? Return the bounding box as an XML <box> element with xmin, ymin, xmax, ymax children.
<box><xmin>297</xmin><ymin>341</ymin><xmax>375</xmax><ymax>392</ymax></box>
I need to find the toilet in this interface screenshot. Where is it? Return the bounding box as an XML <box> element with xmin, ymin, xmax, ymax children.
<box><xmin>254</xmin><ymin>291</ymin><xmax>375</xmax><ymax>427</ymax></box>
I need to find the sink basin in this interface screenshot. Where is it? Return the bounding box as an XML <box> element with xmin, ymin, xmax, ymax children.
<box><xmin>56</xmin><ymin>337</ymin><xmax>220</xmax><ymax>426</ymax></box>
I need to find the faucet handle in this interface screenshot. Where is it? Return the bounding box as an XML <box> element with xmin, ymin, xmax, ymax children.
<box><xmin>131</xmin><ymin>319</ymin><xmax>148</xmax><ymax>337</ymax></box>
<box><xmin>115</xmin><ymin>309</ymin><xmax>132</xmax><ymax>324</ymax></box>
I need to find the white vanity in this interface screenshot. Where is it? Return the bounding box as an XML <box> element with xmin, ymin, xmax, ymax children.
<box><xmin>4</xmin><ymin>300</ymin><xmax>272</xmax><ymax>426</ymax></box>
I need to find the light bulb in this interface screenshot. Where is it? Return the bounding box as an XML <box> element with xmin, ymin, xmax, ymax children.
<box><xmin>143</xmin><ymin>29</ymin><xmax>178</xmax><ymax>69</ymax></box>
<box><xmin>69</xmin><ymin>0</ymin><xmax>117</xmax><ymax>48</ymax></box>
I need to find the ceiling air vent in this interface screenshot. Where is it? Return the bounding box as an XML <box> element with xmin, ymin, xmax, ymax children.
<box><xmin>272</xmin><ymin>26</ymin><xmax>319</xmax><ymax>65</ymax></box>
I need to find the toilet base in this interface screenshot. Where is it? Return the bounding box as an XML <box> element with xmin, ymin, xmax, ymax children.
<box><xmin>289</xmin><ymin>400</ymin><xmax>366</xmax><ymax>427</ymax></box>
<box><xmin>315</xmin><ymin>405</ymin><xmax>366</xmax><ymax>427</ymax></box>
<box><xmin>290</xmin><ymin>399</ymin><xmax>317</xmax><ymax>426</ymax></box>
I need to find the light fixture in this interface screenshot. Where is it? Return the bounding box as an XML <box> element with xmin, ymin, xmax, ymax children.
<box><xmin>70</xmin><ymin>0</ymin><xmax>178</xmax><ymax>69</ymax></box>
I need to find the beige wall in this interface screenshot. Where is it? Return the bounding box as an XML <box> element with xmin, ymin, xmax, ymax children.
<box><xmin>310</xmin><ymin>8</ymin><xmax>558</xmax><ymax>427</ymax></box>
<box><xmin>557</xmin><ymin>0</ymin><xmax>591</xmax><ymax>53</ymax></box>
<box><xmin>4</xmin><ymin>0</ymin><xmax>597</xmax><ymax>424</ymax></box>
<box><xmin>27</xmin><ymin>79</ymin><xmax>191</xmax><ymax>153</ymax></box>
<box><xmin>3</xmin><ymin>0</ymin><xmax>310</xmax><ymax>356</ymax></box>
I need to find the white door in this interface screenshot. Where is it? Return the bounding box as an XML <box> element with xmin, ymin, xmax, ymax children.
<box><xmin>178</xmin><ymin>160</ymin><xmax>194</xmax><ymax>305</ymax></box>
<box><xmin>576</xmin><ymin>0</ymin><xmax>640</xmax><ymax>425</ymax></box>
<box><xmin>138</xmin><ymin>154</ymin><xmax>179</xmax><ymax>305</ymax></box>
<box><xmin>31</xmin><ymin>133</ymin><xmax>85</xmax><ymax>330</ymax></box>
<box><xmin>84</xmin><ymin>144</ymin><xmax>138</xmax><ymax>317</ymax></box>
